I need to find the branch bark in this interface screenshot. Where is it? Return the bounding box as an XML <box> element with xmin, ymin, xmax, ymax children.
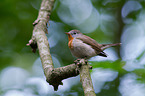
<box><xmin>27</xmin><ymin>0</ymin><xmax>80</xmax><ymax>91</ymax></box>
<box><xmin>79</xmin><ymin>59</ymin><xmax>96</xmax><ymax>96</ymax></box>
<box><xmin>28</xmin><ymin>0</ymin><xmax>96</xmax><ymax>95</ymax></box>
<box><xmin>46</xmin><ymin>63</ymin><xmax>79</xmax><ymax>90</ymax></box>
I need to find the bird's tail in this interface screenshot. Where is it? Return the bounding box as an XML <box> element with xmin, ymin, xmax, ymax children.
<box><xmin>98</xmin><ymin>51</ymin><xmax>107</xmax><ymax>57</ymax></box>
<box><xmin>101</xmin><ymin>43</ymin><xmax>121</xmax><ymax>50</ymax></box>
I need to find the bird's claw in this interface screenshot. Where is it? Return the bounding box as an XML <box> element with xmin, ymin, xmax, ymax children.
<box><xmin>74</xmin><ymin>59</ymin><xmax>81</xmax><ymax>63</ymax></box>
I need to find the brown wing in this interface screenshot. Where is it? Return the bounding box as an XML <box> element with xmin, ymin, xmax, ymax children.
<box><xmin>77</xmin><ymin>35</ymin><xmax>107</xmax><ymax>57</ymax></box>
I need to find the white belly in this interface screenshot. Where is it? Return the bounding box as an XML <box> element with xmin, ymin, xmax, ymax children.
<box><xmin>70</xmin><ymin>38</ymin><xmax>96</xmax><ymax>59</ymax></box>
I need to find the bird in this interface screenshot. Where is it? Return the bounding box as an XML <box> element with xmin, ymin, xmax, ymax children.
<box><xmin>65</xmin><ymin>30</ymin><xmax>121</xmax><ymax>59</ymax></box>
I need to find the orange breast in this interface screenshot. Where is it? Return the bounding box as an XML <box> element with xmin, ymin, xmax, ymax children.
<box><xmin>67</xmin><ymin>34</ymin><xmax>74</xmax><ymax>49</ymax></box>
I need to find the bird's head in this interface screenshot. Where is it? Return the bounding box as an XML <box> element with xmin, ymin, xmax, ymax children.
<box><xmin>65</xmin><ymin>30</ymin><xmax>83</xmax><ymax>38</ymax></box>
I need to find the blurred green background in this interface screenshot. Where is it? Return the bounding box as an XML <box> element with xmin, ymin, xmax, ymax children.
<box><xmin>1</xmin><ymin>0</ymin><xmax>145</xmax><ymax>96</ymax></box>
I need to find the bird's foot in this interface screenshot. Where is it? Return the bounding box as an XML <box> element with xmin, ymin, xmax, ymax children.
<box><xmin>74</xmin><ymin>58</ymin><xmax>82</xmax><ymax>67</ymax></box>
<box><xmin>74</xmin><ymin>58</ymin><xmax>81</xmax><ymax>63</ymax></box>
<box><xmin>74</xmin><ymin>58</ymin><xmax>92</xmax><ymax>68</ymax></box>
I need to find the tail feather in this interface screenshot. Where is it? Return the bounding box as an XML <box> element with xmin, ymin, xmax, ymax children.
<box><xmin>101</xmin><ymin>43</ymin><xmax>121</xmax><ymax>50</ymax></box>
<box><xmin>98</xmin><ymin>52</ymin><xmax>107</xmax><ymax>57</ymax></box>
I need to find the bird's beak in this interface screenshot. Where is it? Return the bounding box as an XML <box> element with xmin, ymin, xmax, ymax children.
<box><xmin>65</xmin><ymin>32</ymin><xmax>69</xmax><ymax>35</ymax></box>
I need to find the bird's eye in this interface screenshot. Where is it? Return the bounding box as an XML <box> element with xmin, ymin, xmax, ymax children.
<box><xmin>73</xmin><ymin>32</ymin><xmax>76</xmax><ymax>35</ymax></box>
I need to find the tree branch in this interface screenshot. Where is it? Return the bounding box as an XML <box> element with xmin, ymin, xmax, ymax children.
<box><xmin>32</xmin><ymin>0</ymin><xmax>55</xmax><ymax>79</ymax></box>
<box><xmin>27</xmin><ymin>0</ymin><xmax>80</xmax><ymax>91</ymax></box>
<box><xmin>46</xmin><ymin>63</ymin><xmax>79</xmax><ymax>90</ymax></box>
<box><xmin>79</xmin><ymin>59</ymin><xmax>96</xmax><ymax>96</ymax></box>
<box><xmin>27</xmin><ymin>0</ymin><xmax>96</xmax><ymax>94</ymax></box>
